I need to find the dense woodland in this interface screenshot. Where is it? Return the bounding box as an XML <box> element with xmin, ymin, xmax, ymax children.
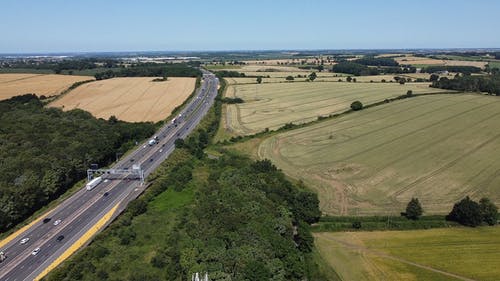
<box><xmin>421</xmin><ymin>65</ymin><xmax>482</xmax><ymax>74</ymax></box>
<box><xmin>0</xmin><ymin>59</ymin><xmax>119</xmax><ymax>74</ymax></box>
<box><xmin>431</xmin><ymin>74</ymin><xmax>500</xmax><ymax>95</ymax></box>
<box><xmin>353</xmin><ymin>57</ymin><xmax>399</xmax><ymax>67</ymax></box>
<box><xmin>331</xmin><ymin>61</ymin><xmax>415</xmax><ymax>76</ymax></box>
<box><xmin>94</xmin><ymin>63</ymin><xmax>201</xmax><ymax>80</ymax></box>
<box><xmin>0</xmin><ymin>95</ymin><xmax>156</xmax><ymax>231</ymax></box>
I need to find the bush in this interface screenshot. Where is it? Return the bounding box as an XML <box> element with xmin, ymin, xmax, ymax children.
<box><xmin>350</xmin><ymin>101</ymin><xmax>363</xmax><ymax>111</ymax></box>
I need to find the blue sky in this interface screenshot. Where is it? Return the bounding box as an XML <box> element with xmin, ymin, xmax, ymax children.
<box><xmin>1</xmin><ymin>0</ymin><xmax>499</xmax><ymax>53</ymax></box>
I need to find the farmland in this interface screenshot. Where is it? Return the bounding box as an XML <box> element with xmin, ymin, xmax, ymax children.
<box><xmin>395</xmin><ymin>55</ymin><xmax>487</xmax><ymax>68</ymax></box>
<box><xmin>0</xmin><ymin>73</ymin><xmax>91</xmax><ymax>100</ymax></box>
<box><xmin>223</xmin><ymin>81</ymin><xmax>449</xmax><ymax>136</ymax></box>
<box><xmin>257</xmin><ymin>94</ymin><xmax>500</xmax><ymax>215</ymax></box>
<box><xmin>224</xmin><ymin>73</ymin><xmax>435</xmax><ymax>84</ymax></box>
<box><xmin>49</xmin><ymin>77</ymin><xmax>195</xmax><ymax>122</ymax></box>
<box><xmin>315</xmin><ymin>226</ymin><xmax>500</xmax><ymax>281</ymax></box>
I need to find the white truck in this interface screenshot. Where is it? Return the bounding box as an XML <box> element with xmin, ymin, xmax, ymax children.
<box><xmin>86</xmin><ymin>176</ymin><xmax>103</xmax><ymax>191</ymax></box>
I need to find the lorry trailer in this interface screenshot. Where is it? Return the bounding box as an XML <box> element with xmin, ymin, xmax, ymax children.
<box><xmin>86</xmin><ymin>176</ymin><xmax>103</xmax><ymax>191</ymax></box>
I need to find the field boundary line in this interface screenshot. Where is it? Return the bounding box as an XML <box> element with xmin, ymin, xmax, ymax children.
<box><xmin>321</xmin><ymin>234</ymin><xmax>477</xmax><ymax>281</ymax></box>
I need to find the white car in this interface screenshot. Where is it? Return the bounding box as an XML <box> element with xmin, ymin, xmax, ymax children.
<box><xmin>53</xmin><ymin>219</ymin><xmax>61</xmax><ymax>226</ymax></box>
<box><xmin>20</xmin><ymin>238</ymin><xmax>30</xmax><ymax>245</ymax></box>
<box><xmin>31</xmin><ymin>247</ymin><xmax>40</xmax><ymax>256</ymax></box>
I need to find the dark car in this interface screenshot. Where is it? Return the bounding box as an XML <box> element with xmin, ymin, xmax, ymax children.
<box><xmin>103</xmin><ymin>192</ymin><xmax>109</xmax><ymax>197</ymax></box>
<box><xmin>56</xmin><ymin>235</ymin><xmax>64</xmax><ymax>242</ymax></box>
<box><xmin>43</xmin><ymin>218</ymin><xmax>51</xmax><ymax>223</ymax></box>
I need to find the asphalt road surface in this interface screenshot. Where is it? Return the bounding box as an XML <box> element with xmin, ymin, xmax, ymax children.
<box><xmin>0</xmin><ymin>70</ymin><xmax>219</xmax><ymax>281</ymax></box>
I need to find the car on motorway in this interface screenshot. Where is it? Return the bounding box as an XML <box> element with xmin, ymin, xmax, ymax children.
<box><xmin>43</xmin><ymin>218</ymin><xmax>51</xmax><ymax>223</ymax></box>
<box><xmin>103</xmin><ymin>192</ymin><xmax>109</xmax><ymax>197</ymax></box>
<box><xmin>53</xmin><ymin>219</ymin><xmax>61</xmax><ymax>226</ymax></box>
<box><xmin>20</xmin><ymin>238</ymin><xmax>30</xmax><ymax>244</ymax></box>
<box><xmin>56</xmin><ymin>235</ymin><xmax>65</xmax><ymax>242</ymax></box>
<box><xmin>31</xmin><ymin>247</ymin><xmax>40</xmax><ymax>256</ymax></box>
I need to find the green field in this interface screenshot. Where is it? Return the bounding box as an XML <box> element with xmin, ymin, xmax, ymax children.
<box><xmin>488</xmin><ymin>61</ymin><xmax>500</xmax><ymax>69</ymax></box>
<box><xmin>315</xmin><ymin>226</ymin><xmax>500</xmax><ymax>281</ymax></box>
<box><xmin>257</xmin><ymin>94</ymin><xmax>500</xmax><ymax>215</ymax></box>
<box><xmin>223</xmin><ymin>81</ymin><xmax>449</xmax><ymax>136</ymax></box>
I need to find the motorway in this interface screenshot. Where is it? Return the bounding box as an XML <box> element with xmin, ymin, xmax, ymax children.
<box><xmin>0</xmin><ymin>70</ymin><xmax>219</xmax><ymax>281</ymax></box>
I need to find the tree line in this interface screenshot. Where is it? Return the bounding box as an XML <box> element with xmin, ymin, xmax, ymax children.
<box><xmin>421</xmin><ymin>65</ymin><xmax>482</xmax><ymax>74</ymax></box>
<box><xmin>402</xmin><ymin>197</ymin><xmax>497</xmax><ymax>227</ymax></box>
<box><xmin>353</xmin><ymin>56</ymin><xmax>399</xmax><ymax>67</ymax></box>
<box><xmin>0</xmin><ymin>95</ymin><xmax>156</xmax><ymax>231</ymax></box>
<box><xmin>431</xmin><ymin>74</ymin><xmax>500</xmax><ymax>95</ymax></box>
<box><xmin>94</xmin><ymin>63</ymin><xmax>201</xmax><ymax>80</ymax></box>
<box><xmin>331</xmin><ymin>62</ymin><xmax>416</xmax><ymax>76</ymax></box>
<box><xmin>0</xmin><ymin>58</ymin><xmax>119</xmax><ymax>74</ymax></box>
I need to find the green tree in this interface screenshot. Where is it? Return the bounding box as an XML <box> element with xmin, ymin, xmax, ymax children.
<box><xmin>405</xmin><ymin>198</ymin><xmax>423</xmax><ymax>220</ymax></box>
<box><xmin>346</xmin><ymin>76</ymin><xmax>352</xmax><ymax>82</ymax></box>
<box><xmin>479</xmin><ymin>198</ymin><xmax>498</xmax><ymax>225</ymax></box>
<box><xmin>308</xmin><ymin>72</ymin><xmax>317</xmax><ymax>81</ymax></box>
<box><xmin>350</xmin><ymin>101</ymin><xmax>363</xmax><ymax>111</ymax></box>
<box><xmin>446</xmin><ymin>196</ymin><xmax>482</xmax><ymax>227</ymax></box>
<box><xmin>243</xmin><ymin>261</ymin><xmax>271</xmax><ymax>280</ymax></box>
<box><xmin>256</xmin><ymin>76</ymin><xmax>262</xmax><ymax>84</ymax></box>
<box><xmin>128</xmin><ymin>199</ymin><xmax>147</xmax><ymax>216</ymax></box>
<box><xmin>429</xmin><ymin>74</ymin><xmax>439</xmax><ymax>82</ymax></box>
<box><xmin>293</xmin><ymin>191</ymin><xmax>321</xmax><ymax>224</ymax></box>
<box><xmin>174</xmin><ymin>138</ymin><xmax>185</xmax><ymax>148</ymax></box>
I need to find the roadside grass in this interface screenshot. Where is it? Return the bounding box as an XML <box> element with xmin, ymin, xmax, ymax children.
<box><xmin>314</xmin><ymin>226</ymin><xmax>500</xmax><ymax>281</ymax></box>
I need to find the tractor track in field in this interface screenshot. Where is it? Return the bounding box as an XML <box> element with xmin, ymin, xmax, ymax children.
<box><xmin>321</xmin><ymin>235</ymin><xmax>478</xmax><ymax>281</ymax></box>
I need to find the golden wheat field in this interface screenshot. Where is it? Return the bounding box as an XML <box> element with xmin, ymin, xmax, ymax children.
<box><xmin>0</xmin><ymin>74</ymin><xmax>92</xmax><ymax>100</ymax></box>
<box><xmin>49</xmin><ymin>77</ymin><xmax>195</xmax><ymax>122</ymax></box>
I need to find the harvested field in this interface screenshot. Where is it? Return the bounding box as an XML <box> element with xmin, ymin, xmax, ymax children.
<box><xmin>49</xmin><ymin>77</ymin><xmax>195</xmax><ymax>122</ymax></box>
<box><xmin>395</xmin><ymin>56</ymin><xmax>487</xmax><ymax>68</ymax></box>
<box><xmin>0</xmin><ymin>74</ymin><xmax>91</xmax><ymax>100</ymax></box>
<box><xmin>224</xmin><ymin>82</ymin><xmax>449</xmax><ymax>135</ymax></box>
<box><xmin>315</xmin><ymin>227</ymin><xmax>500</xmax><ymax>281</ymax></box>
<box><xmin>257</xmin><ymin>94</ymin><xmax>500</xmax><ymax>215</ymax></box>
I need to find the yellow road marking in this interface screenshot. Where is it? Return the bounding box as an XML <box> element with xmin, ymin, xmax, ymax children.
<box><xmin>0</xmin><ymin>209</ymin><xmax>54</xmax><ymax>250</ymax></box>
<box><xmin>33</xmin><ymin>203</ymin><xmax>119</xmax><ymax>281</ymax></box>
